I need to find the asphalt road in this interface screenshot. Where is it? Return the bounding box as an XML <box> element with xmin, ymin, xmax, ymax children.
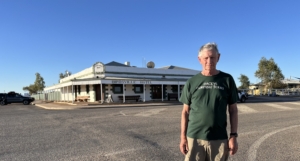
<box><xmin>1</xmin><ymin>100</ymin><xmax>300</xmax><ymax>161</ymax></box>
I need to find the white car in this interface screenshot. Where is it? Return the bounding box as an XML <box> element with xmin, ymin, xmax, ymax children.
<box><xmin>238</xmin><ymin>91</ymin><xmax>248</xmax><ymax>103</ymax></box>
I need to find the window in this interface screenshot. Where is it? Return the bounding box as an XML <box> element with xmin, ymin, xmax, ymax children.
<box><xmin>7</xmin><ymin>94</ymin><xmax>16</xmax><ymax>98</ymax></box>
<box><xmin>86</xmin><ymin>85</ymin><xmax>90</xmax><ymax>94</ymax></box>
<box><xmin>134</xmin><ymin>85</ymin><xmax>143</xmax><ymax>93</ymax></box>
<box><xmin>78</xmin><ymin>85</ymin><xmax>81</xmax><ymax>94</ymax></box>
<box><xmin>171</xmin><ymin>85</ymin><xmax>178</xmax><ymax>93</ymax></box>
<box><xmin>112</xmin><ymin>84</ymin><xmax>123</xmax><ymax>94</ymax></box>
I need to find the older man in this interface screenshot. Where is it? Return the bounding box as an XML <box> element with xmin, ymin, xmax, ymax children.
<box><xmin>179</xmin><ymin>43</ymin><xmax>238</xmax><ymax>161</ymax></box>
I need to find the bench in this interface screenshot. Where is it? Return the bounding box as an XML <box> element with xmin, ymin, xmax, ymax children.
<box><xmin>118</xmin><ymin>95</ymin><xmax>140</xmax><ymax>102</ymax></box>
<box><xmin>76</xmin><ymin>95</ymin><xmax>90</xmax><ymax>102</ymax></box>
<box><xmin>168</xmin><ymin>93</ymin><xmax>178</xmax><ymax>101</ymax></box>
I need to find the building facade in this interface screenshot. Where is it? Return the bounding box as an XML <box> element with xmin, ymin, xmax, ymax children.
<box><xmin>43</xmin><ymin>61</ymin><xmax>199</xmax><ymax>103</ymax></box>
<box><xmin>248</xmin><ymin>79</ymin><xmax>300</xmax><ymax>95</ymax></box>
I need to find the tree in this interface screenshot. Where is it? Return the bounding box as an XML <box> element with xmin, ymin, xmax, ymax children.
<box><xmin>23</xmin><ymin>84</ymin><xmax>37</xmax><ymax>95</ymax></box>
<box><xmin>59</xmin><ymin>70</ymin><xmax>72</xmax><ymax>80</ymax></box>
<box><xmin>23</xmin><ymin>73</ymin><xmax>45</xmax><ymax>95</ymax></box>
<box><xmin>238</xmin><ymin>74</ymin><xmax>250</xmax><ymax>89</ymax></box>
<box><xmin>59</xmin><ymin>73</ymin><xmax>64</xmax><ymax>79</ymax></box>
<box><xmin>34</xmin><ymin>73</ymin><xmax>45</xmax><ymax>92</ymax></box>
<box><xmin>255</xmin><ymin>57</ymin><xmax>286</xmax><ymax>89</ymax></box>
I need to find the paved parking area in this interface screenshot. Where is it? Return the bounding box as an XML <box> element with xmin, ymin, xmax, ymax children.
<box><xmin>32</xmin><ymin>96</ymin><xmax>300</xmax><ymax>110</ymax></box>
<box><xmin>1</xmin><ymin>97</ymin><xmax>300</xmax><ymax>161</ymax></box>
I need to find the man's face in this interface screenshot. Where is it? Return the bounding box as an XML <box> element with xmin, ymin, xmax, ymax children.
<box><xmin>198</xmin><ymin>49</ymin><xmax>220</xmax><ymax>72</ymax></box>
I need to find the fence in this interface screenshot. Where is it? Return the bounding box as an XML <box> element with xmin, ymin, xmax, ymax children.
<box><xmin>272</xmin><ymin>89</ymin><xmax>300</xmax><ymax>96</ymax></box>
<box><xmin>247</xmin><ymin>88</ymin><xmax>300</xmax><ymax>96</ymax></box>
<box><xmin>31</xmin><ymin>91</ymin><xmax>61</xmax><ymax>102</ymax></box>
<box><xmin>238</xmin><ymin>88</ymin><xmax>300</xmax><ymax>96</ymax></box>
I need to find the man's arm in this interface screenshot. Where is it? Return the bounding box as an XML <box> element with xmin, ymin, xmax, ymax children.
<box><xmin>228</xmin><ymin>103</ymin><xmax>238</xmax><ymax>155</ymax></box>
<box><xmin>180</xmin><ymin>104</ymin><xmax>190</xmax><ymax>155</ymax></box>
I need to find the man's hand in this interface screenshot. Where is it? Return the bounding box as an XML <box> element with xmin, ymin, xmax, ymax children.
<box><xmin>228</xmin><ymin>137</ymin><xmax>238</xmax><ymax>155</ymax></box>
<box><xmin>180</xmin><ymin>137</ymin><xmax>189</xmax><ymax>155</ymax></box>
<box><xmin>180</xmin><ymin>104</ymin><xmax>190</xmax><ymax>155</ymax></box>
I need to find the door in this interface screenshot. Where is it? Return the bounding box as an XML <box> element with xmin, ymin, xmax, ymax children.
<box><xmin>6</xmin><ymin>93</ymin><xmax>22</xmax><ymax>103</ymax></box>
<box><xmin>151</xmin><ymin>85</ymin><xmax>162</xmax><ymax>99</ymax></box>
<box><xmin>94</xmin><ymin>84</ymin><xmax>102</xmax><ymax>101</ymax></box>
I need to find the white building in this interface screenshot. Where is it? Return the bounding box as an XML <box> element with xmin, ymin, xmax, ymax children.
<box><xmin>43</xmin><ymin>61</ymin><xmax>199</xmax><ymax>103</ymax></box>
<box><xmin>281</xmin><ymin>78</ymin><xmax>300</xmax><ymax>88</ymax></box>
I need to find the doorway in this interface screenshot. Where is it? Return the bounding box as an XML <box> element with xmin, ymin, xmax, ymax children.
<box><xmin>94</xmin><ymin>84</ymin><xmax>104</xmax><ymax>101</ymax></box>
<box><xmin>151</xmin><ymin>85</ymin><xmax>162</xmax><ymax>99</ymax></box>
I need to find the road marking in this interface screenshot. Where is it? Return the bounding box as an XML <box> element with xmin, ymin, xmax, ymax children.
<box><xmin>119</xmin><ymin>111</ymin><xmax>127</xmax><ymax>116</ymax></box>
<box><xmin>247</xmin><ymin>125</ymin><xmax>300</xmax><ymax>161</ymax></box>
<box><xmin>264</xmin><ymin>103</ymin><xmax>293</xmax><ymax>110</ymax></box>
<box><xmin>238</xmin><ymin>104</ymin><xmax>257</xmax><ymax>113</ymax></box>
<box><xmin>135</xmin><ymin>108</ymin><xmax>167</xmax><ymax>117</ymax></box>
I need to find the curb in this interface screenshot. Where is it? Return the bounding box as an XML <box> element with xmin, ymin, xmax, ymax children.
<box><xmin>54</xmin><ymin>102</ymin><xmax>78</xmax><ymax>106</ymax></box>
<box><xmin>34</xmin><ymin>104</ymin><xmax>77</xmax><ymax>110</ymax></box>
<box><xmin>34</xmin><ymin>102</ymin><xmax>182</xmax><ymax>110</ymax></box>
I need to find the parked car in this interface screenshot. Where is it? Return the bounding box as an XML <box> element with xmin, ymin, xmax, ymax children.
<box><xmin>238</xmin><ymin>90</ymin><xmax>248</xmax><ymax>103</ymax></box>
<box><xmin>0</xmin><ymin>93</ymin><xmax>6</xmax><ymax>105</ymax></box>
<box><xmin>0</xmin><ymin>91</ymin><xmax>35</xmax><ymax>105</ymax></box>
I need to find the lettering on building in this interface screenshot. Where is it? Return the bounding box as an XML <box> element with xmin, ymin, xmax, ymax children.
<box><xmin>111</xmin><ymin>80</ymin><xmax>152</xmax><ymax>84</ymax></box>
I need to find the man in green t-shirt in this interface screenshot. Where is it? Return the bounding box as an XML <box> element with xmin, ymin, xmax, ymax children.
<box><xmin>179</xmin><ymin>43</ymin><xmax>238</xmax><ymax>161</ymax></box>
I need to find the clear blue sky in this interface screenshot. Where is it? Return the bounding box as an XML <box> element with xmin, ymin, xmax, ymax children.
<box><xmin>1</xmin><ymin>0</ymin><xmax>300</xmax><ymax>94</ymax></box>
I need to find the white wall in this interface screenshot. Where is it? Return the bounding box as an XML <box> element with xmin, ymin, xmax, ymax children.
<box><xmin>89</xmin><ymin>85</ymin><xmax>95</xmax><ymax>102</ymax></box>
<box><xmin>60</xmin><ymin>86</ymin><xmax>74</xmax><ymax>102</ymax></box>
<box><xmin>60</xmin><ymin>85</ymin><xmax>91</xmax><ymax>102</ymax></box>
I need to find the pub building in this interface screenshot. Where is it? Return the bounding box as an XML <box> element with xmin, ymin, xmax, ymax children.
<box><xmin>43</xmin><ymin>61</ymin><xmax>199</xmax><ymax>103</ymax></box>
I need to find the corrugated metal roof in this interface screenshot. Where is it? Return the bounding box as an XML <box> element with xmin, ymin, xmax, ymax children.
<box><xmin>105</xmin><ymin>61</ymin><xmax>130</xmax><ymax>67</ymax></box>
<box><xmin>282</xmin><ymin>79</ymin><xmax>300</xmax><ymax>84</ymax></box>
<box><xmin>158</xmin><ymin>65</ymin><xmax>195</xmax><ymax>70</ymax></box>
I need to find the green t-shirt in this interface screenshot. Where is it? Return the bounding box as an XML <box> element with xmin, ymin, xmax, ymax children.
<box><xmin>179</xmin><ymin>71</ymin><xmax>238</xmax><ymax>140</ymax></box>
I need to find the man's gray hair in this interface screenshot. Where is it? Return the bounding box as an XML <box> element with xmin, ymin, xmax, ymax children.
<box><xmin>198</xmin><ymin>42</ymin><xmax>220</xmax><ymax>56</ymax></box>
